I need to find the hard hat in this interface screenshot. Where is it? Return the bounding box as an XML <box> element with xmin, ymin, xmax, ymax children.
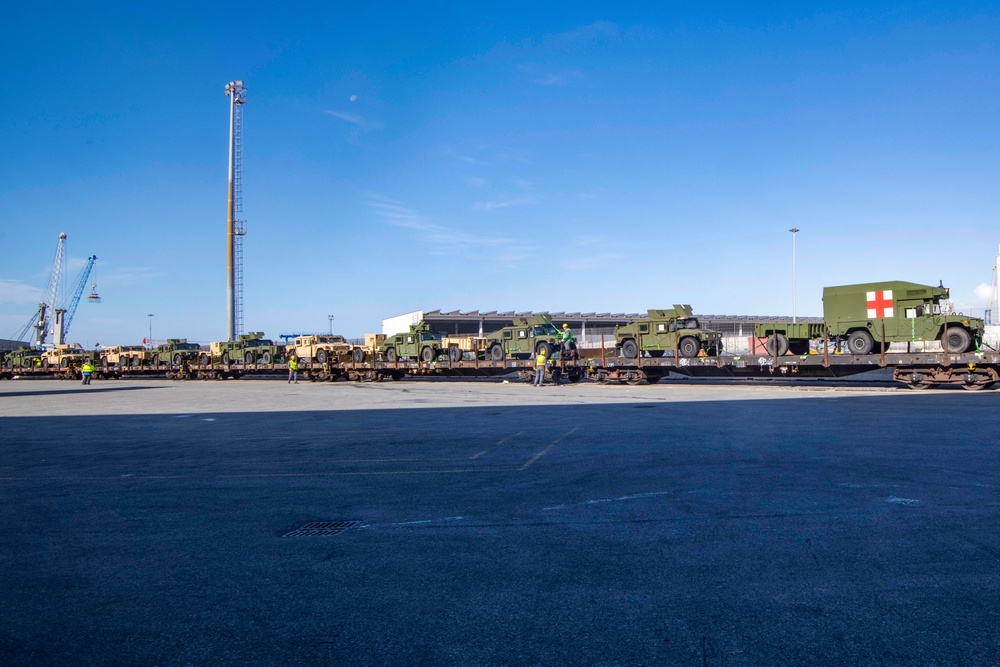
<box><xmin>562</xmin><ymin>323</ymin><xmax>568</xmax><ymax>328</ymax></box>
<box><xmin>539</xmin><ymin>347</ymin><xmax>547</xmax><ymax>354</ymax></box>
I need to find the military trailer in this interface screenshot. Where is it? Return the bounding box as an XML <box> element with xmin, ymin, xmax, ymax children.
<box><xmin>381</xmin><ymin>322</ymin><xmax>459</xmax><ymax>363</ymax></box>
<box><xmin>102</xmin><ymin>345</ymin><xmax>148</xmax><ymax>368</ymax></box>
<box><xmin>482</xmin><ymin>316</ymin><xmax>563</xmax><ymax>361</ymax></box>
<box><xmin>151</xmin><ymin>339</ymin><xmax>202</xmax><ymax>366</ymax></box>
<box><xmin>287</xmin><ymin>334</ymin><xmax>352</xmax><ymax>364</ymax></box>
<box><xmin>3</xmin><ymin>346</ymin><xmax>41</xmax><ymax>370</ymax></box>
<box><xmin>615</xmin><ymin>305</ymin><xmax>723</xmax><ymax>358</ymax></box>
<box><xmin>756</xmin><ymin>281</ymin><xmax>985</xmax><ymax>355</ymax></box>
<box><xmin>211</xmin><ymin>332</ymin><xmax>282</xmax><ymax>366</ymax></box>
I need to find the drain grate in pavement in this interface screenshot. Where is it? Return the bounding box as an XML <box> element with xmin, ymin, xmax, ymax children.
<box><xmin>283</xmin><ymin>521</ymin><xmax>359</xmax><ymax>537</ymax></box>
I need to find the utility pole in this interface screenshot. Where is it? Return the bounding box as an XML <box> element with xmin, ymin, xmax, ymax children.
<box><xmin>328</xmin><ymin>315</ymin><xmax>334</xmax><ymax>335</ymax></box>
<box><xmin>147</xmin><ymin>314</ymin><xmax>154</xmax><ymax>344</ymax></box>
<box><xmin>225</xmin><ymin>80</ymin><xmax>247</xmax><ymax>341</ymax></box>
<box><xmin>790</xmin><ymin>227</ymin><xmax>799</xmax><ymax>324</ymax></box>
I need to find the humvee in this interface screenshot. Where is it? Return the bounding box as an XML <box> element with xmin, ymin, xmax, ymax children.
<box><xmin>151</xmin><ymin>339</ymin><xmax>202</xmax><ymax>366</ymax></box>
<box><xmin>615</xmin><ymin>305</ymin><xmax>722</xmax><ymax>358</ymax></box>
<box><xmin>102</xmin><ymin>345</ymin><xmax>148</xmax><ymax>368</ymax></box>
<box><xmin>381</xmin><ymin>322</ymin><xmax>458</xmax><ymax>363</ymax></box>
<box><xmin>482</xmin><ymin>316</ymin><xmax>563</xmax><ymax>361</ymax></box>
<box><xmin>756</xmin><ymin>281</ymin><xmax>985</xmax><ymax>355</ymax></box>
<box><xmin>3</xmin><ymin>346</ymin><xmax>41</xmax><ymax>370</ymax></box>
<box><xmin>287</xmin><ymin>334</ymin><xmax>352</xmax><ymax>364</ymax></box>
<box><xmin>41</xmin><ymin>344</ymin><xmax>87</xmax><ymax>369</ymax></box>
<box><xmin>211</xmin><ymin>332</ymin><xmax>283</xmax><ymax>365</ymax></box>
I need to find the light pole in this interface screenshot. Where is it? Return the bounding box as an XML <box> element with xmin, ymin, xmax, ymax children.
<box><xmin>328</xmin><ymin>315</ymin><xmax>334</xmax><ymax>335</ymax></box>
<box><xmin>147</xmin><ymin>314</ymin><xmax>154</xmax><ymax>344</ymax></box>
<box><xmin>789</xmin><ymin>228</ymin><xmax>799</xmax><ymax>324</ymax></box>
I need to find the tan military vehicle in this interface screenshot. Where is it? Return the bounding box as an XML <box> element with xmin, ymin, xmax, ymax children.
<box><xmin>287</xmin><ymin>334</ymin><xmax>353</xmax><ymax>364</ymax></box>
<box><xmin>102</xmin><ymin>345</ymin><xmax>148</xmax><ymax>368</ymax></box>
<box><xmin>41</xmin><ymin>344</ymin><xmax>87</xmax><ymax>369</ymax></box>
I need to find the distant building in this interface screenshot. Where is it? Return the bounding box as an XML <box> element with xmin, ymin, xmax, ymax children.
<box><xmin>0</xmin><ymin>338</ymin><xmax>27</xmax><ymax>352</ymax></box>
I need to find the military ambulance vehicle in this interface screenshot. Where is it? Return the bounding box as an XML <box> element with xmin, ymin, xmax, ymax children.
<box><xmin>151</xmin><ymin>339</ymin><xmax>202</xmax><ymax>366</ymax></box>
<box><xmin>756</xmin><ymin>280</ymin><xmax>985</xmax><ymax>355</ymax></box>
<box><xmin>286</xmin><ymin>334</ymin><xmax>352</xmax><ymax>364</ymax></box>
<box><xmin>482</xmin><ymin>316</ymin><xmax>563</xmax><ymax>361</ymax></box>
<box><xmin>211</xmin><ymin>332</ymin><xmax>282</xmax><ymax>365</ymax></box>
<box><xmin>102</xmin><ymin>345</ymin><xmax>148</xmax><ymax>368</ymax></box>
<box><xmin>41</xmin><ymin>343</ymin><xmax>87</xmax><ymax>369</ymax></box>
<box><xmin>3</xmin><ymin>346</ymin><xmax>42</xmax><ymax>370</ymax></box>
<box><xmin>615</xmin><ymin>305</ymin><xmax>723</xmax><ymax>358</ymax></box>
<box><xmin>381</xmin><ymin>322</ymin><xmax>459</xmax><ymax>363</ymax></box>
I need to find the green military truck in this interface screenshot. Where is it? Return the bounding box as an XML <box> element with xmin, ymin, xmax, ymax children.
<box><xmin>482</xmin><ymin>316</ymin><xmax>563</xmax><ymax>361</ymax></box>
<box><xmin>151</xmin><ymin>339</ymin><xmax>202</xmax><ymax>366</ymax></box>
<box><xmin>4</xmin><ymin>346</ymin><xmax>42</xmax><ymax>370</ymax></box>
<box><xmin>381</xmin><ymin>322</ymin><xmax>460</xmax><ymax>363</ymax></box>
<box><xmin>756</xmin><ymin>280</ymin><xmax>985</xmax><ymax>355</ymax></box>
<box><xmin>209</xmin><ymin>332</ymin><xmax>282</xmax><ymax>366</ymax></box>
<box><xmin>615</xmin><ymin>305</ymin><xmax>723</xmax><ymax>358</ymax></box>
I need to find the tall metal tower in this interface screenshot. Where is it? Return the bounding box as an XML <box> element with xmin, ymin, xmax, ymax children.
<box><xmin>225</xmin><ymin>80</ymin><xmax>248</xmax><ymax>341</ymax></box>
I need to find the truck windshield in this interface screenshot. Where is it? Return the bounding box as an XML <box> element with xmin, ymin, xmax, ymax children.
<box><xmin>682</xmin><ymin>318</ymin><xmax>700</xmax><ymax>329</ymax></box>
<box><xmin>533</xmin><ymin>326</ymin><xmax>553</xmax><ymax>336</ymax></box>
<box><xmin>420</xmin><ymin>333</ymin><xmax>442</xmax><ymax>341</ymax></box>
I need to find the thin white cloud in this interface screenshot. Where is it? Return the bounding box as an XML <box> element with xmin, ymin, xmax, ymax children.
<box><xmin>323</xmin><ymin>109</ymin><xmax>383</xmax><ymax>130</ymax></box>
<box><xmin>974</xmin><ymin>282</ymin><xmax>994</xmax><ymax>302</ymax></box>
<box><xmin>0</xmin><ymin>279</ymin><xmax>42</xmax><ymax>305</ymax></box>
<box><xmin>368</xmin><ymin>197</ymin><xmax>535</xmax><ymax>260</ymax></box>
<box><xmin>472</xmin><ymin>198</ymin><xmax>536</xmax><ymax>211</ymax></box>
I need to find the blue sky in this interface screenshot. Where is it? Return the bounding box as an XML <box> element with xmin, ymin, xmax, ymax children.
<box><xmin>2</xmin><ymin>2</ymin><xmax>999</xmax><ymax>346</ymax></box>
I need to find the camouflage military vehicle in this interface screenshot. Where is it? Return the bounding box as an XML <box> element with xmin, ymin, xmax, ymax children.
<box><xmin>615</xmin><ymin>305</ymin><xmax>723</xmax><ymax>358</ymax></box>
<box><xmin>381</xmin><ymin>322</ymin><xmax>459</xmax><ymax>363</ymax></box>
<box><xmin>756</xmin><ymin>281</ymin><xmax>985</xmax><ymax>355</ymax></box>
<box><xmin>41</xmin><ymin>344</ymin><xmax>87</xmax><ymax>369</ymax></box>
<box><xmin>150</xmin><ymin>339</ymin><xmax>202</xmax><ymax>366</ymax></box>
<box><xmin>102</xmin><ymin>345</ymin><xmax>148</xmax><ymax>368</ymax></box>
<box><xmin>482</xmin><ymin>316</ymin><xmax>562</xmax><ymax>361</ymax></box>
<box><xmin>3</xmin><ymin>346</ymin><xmax>42</xmax><ymax>370</ymax></box>
<box><xmin>287</xmin><ymin>334</ymin><xmax>352</xmax><ymax>364</ymax></box>
<box><xmin>211</xmin><ymin>332</ymin><xmax>282</xmax><ymax>365</ymax></box>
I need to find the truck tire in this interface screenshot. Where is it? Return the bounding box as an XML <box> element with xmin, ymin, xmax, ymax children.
<box><xmin>172</xmin><ymin>353</ymin><xmax>182</xmax><ymax>365</ymax></box>
<box><xmin>245</xmin><ymin>352</ymin><xmax>255</xmax><ymax>365</ymax></box>
<box><xmin>535</xmin><ymin>342</ymin><xmax>552</xmax><ymax>358</ymax></box>
<box><xmin>788</xmin><ymin>340</ymin><xmax>810</xmax><ymax>356</ymax></box>
<box><xmin>199</xmin><ymin>353</ymin><xmax>209</xmax><ymax>366</ymax></box>
<box><xmin>221</xmin><ymin>352</ymin><xmax>230</xmax><ymax>365</ymax></box>
<box><xmin>620</xmin><ymin>339</ymin><xmax>638</xmax><ymax>359</ymax></box>
<box><xmin>648</xmin><ymin>350</ymin><xmax>664</xmax><ymax>358</ymax></box>
<box><xmin>151</xmin><ymin>355</ymin><xmax>160</xmax><ymax>366</ymax></box>
<box><xmin>765</xmin><ymin>333</ymin><xmax>789</xmax><ymax>357</ymax></box>
<box><xmin>421</xmin><ymin>346</ymin><xmax>436</xmax><ymax>363</ymax></box>
<box><xmin>385</xmin><ymin>347</ymin><xmax>397</xmax><ymax>363</ymax></box>
<box><xmin>447</xmin><ymin>346</ymin><xmax>462</xmax><ymax>362</ymax></box>
<box><xmin>352</xmin><ymin>348</ymin><xmax>366</xmax><ymax>363</ymax></box>
<box><xmin>942</xmin><ymin>327</ymin><xmax>972</xmax><ymax>354</ymax></box>
<box><xmin>489</xmin><ymin>344</ymin><xmax>505</xmax><ymax>361</ymax></box>
<box><xmin>847</xmin><ymin>330</ymin><xmax>874</xmax><ymax>355</ymax></box>
<box><xmin>678</xmin><ymin>337</ymin><xmax>700</xmax><ymax>358</ymax></box>
<box><xmin>262</xmin><ymin>351</ymin><xmax>273</xmax><ymax>365</ymax></box>
<box><xmin>316</xmin><ymin>349</ymin><xmax>328</xmax><ymax>364</ymax></box>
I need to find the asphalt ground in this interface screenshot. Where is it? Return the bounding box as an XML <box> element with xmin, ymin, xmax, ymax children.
<box><xmin>2</xmin><ymin>378</ymin><xmax>999</xmax><ymax>666</ymax></box>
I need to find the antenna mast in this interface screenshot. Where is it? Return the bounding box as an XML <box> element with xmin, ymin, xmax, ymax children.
<box><xmin>225</xmin><ymin>80</ymin><xmax>247</xmax><ymax>341</ymax></box>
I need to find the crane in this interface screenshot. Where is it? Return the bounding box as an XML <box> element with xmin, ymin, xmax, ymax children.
<box><xmin>10</xmin><ymin>234</ymin><xmax>98</xmax><ymax>346</ymax></box>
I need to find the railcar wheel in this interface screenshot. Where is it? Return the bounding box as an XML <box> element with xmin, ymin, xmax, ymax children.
<box><xmin>678</xmin><ymin>337</ymin><xmax>700</xmax><ymax>358</ymax></box>
<box><xmin>385</xmin><ymin>347</ymin><xmax>397</xmax><ymax>363</ymax></box>
<box><xmin>847</xmin><ymin>330</ymin><xmax>874</xmax><ymax>355</ymax></box>
<box><xmin>620</xmin><ymin>339</ymin><xmax>638</xmax><ymax>359</ymax></box>
<box><xmin>489</xmin><ymin>344</ymin><xmax>505</xmax><ymax>361</ymax></box>
<box><xmin>421</xmin><ymin>346</ymin><xmax>437</xmax><ymax>363</ymax></box>
<box><xmin>942</xmin><ymin>327</ymin><xmax>972</xmax><ymax>354</ymax></box>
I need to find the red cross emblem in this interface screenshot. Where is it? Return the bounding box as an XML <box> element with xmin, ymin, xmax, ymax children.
<box><xmin>866</xmin><ymin>290</ymin><xmax>894</xmax><ymax>318</ymax></box>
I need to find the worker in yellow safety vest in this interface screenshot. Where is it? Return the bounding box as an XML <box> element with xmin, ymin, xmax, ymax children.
<box><xmin>81</xmin><ymin>361</ymin><xmax>95</xmax><ymax>385</ymax></box>
<box><xmin>288</xmin><ymin>356</ymin><xmax>299</xmax><ymax>384</ymax></box>
<box><xmin>533</xmin><ymin>347</ymin><xmax>548</xmax><ymax>387</ymax></box>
